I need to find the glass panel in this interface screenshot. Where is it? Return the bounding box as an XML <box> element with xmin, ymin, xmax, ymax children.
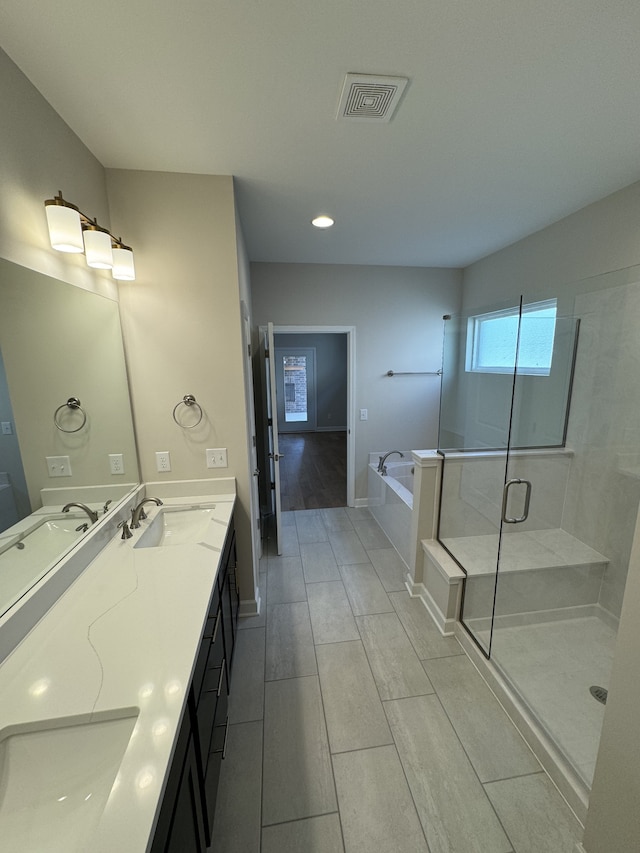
<box><xmin>438</xmin><ymin>311</ymin><xmax>518</xmax><ymax>656</ymax></box>
<box><xmin>491</xmin><ymin>315</ymin><xmax>610</xmax><ymax>786</ymax></box>
<box><xmin>283</xmin><ymin>355</ymin><xmax>308</xmax><ymax>423</ymax></box>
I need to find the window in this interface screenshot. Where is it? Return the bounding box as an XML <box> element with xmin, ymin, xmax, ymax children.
<box><xmin>282</xmin><ymin>355</ymin><xmax>308</xmax><ymax>422</ymax></box>
<box><xmin>466</xmin><ymin>299</ymin><xmax>557</xmax><ymax>375</ymax></box>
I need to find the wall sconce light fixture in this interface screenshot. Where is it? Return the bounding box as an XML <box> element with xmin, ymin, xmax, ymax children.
<box><xmin>44</xmin><ymin>191</ymin><xmax>135</xmax><ymax>280</ymax></box>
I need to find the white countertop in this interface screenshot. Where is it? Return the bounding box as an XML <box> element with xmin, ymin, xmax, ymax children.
<box><xmin>0</xmin><ymin>492</ymin><xmax>236</xmax><ymax>853</ymax></box>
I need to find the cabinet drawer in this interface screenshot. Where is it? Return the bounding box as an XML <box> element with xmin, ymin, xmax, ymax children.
<box><xmin>204</xmin><ymin>708</ymin><xmax>229</xmax><ymax>843</ymax></box>
<box><xmin>202</xmin><ymin>582</ymin><xmax>221</xmax><ymax>640</ymax></box>
<box><xmin>219</xmin><ymin>528</ymin><xmax>236</xmax><ymax>584</ymax></box>
<box><xmin>193</xmin><ymin>607</ymin><xmax>222</xmax><ymax>702</ymax></box>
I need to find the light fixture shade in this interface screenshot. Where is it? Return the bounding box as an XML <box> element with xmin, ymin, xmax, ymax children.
<box><xmin>112</xmin><ymin>247</ymin><xmax>136</xmax><ymax>281</ymax></box>
<box><xmin>45</xmin><ymin>203</ymin><xmax>84</xmax><ymax>252</ymax></box>
<box><xmin>84</xmin><ymin>227</ymin><xmax>113</xmax><ymax>269</ymax></box>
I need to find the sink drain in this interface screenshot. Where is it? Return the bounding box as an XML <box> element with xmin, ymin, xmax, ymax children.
<box><xmin>590</xmin><ymin>686</ymin><xmax>608</xmax><ymax>705</ymax></box>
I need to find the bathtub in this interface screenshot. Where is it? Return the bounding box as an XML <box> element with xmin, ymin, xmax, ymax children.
<box><xmin>367</xmin><ymin>456</ymin><xmax>414</xmax><ymax>569</ymax></box>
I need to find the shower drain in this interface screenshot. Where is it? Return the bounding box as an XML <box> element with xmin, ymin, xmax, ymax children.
<box><xmin>590</xmin><ymin>686</ymin><xmax>608</xmax><ymax>705</ymax></box>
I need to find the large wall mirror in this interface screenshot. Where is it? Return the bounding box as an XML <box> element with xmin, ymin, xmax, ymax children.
<box><xmin>0</xmin><ymin>258</ymin><xmax>139</xmax><ymax>616</ymax></box>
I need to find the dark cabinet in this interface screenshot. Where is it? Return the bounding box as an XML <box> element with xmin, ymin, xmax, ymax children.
<box><xmin>152</xmin><ymin>516</ymin><xmax>238</xmax><ymax>853</ymax></box>
<box><xmin>150</xmin><ymin>694</ymin><xmax>206</xmax><ymax>853</ymax></box>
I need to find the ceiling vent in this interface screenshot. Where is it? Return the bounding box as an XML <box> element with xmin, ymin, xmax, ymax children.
<box><xmin>336</xmin><ymin>73</ymin><xmax>409</xmax><ymax>123</ymax></box>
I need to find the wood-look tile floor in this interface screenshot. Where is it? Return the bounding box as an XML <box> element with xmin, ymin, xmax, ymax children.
<box><xmin>277</xmin><ymin>431</ymin><xmax>346</xmax><ymax>511</ymax></box>
<box><xmin>211</xmin><ymin>509</ymin><xmax>584</xmax><ymax>853</ymax></box>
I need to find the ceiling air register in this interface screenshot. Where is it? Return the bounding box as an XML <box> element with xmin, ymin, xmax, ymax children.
<box><xmin>336</xmin><ymin>73</ymin><xmax>409</xmax><ymax>123</ymax></box>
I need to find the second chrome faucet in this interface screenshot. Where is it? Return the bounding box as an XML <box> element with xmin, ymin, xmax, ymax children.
<box><xmin>130</xmin><ymin>497</ymin><xmax>164</xmax><ymax>529</ymax></box>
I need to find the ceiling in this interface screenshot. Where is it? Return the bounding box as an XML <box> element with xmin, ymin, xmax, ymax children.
<box><xmin>2</xmin><ymin>1</ymin><xmax>640</xmax><ymax>268</ymax></box>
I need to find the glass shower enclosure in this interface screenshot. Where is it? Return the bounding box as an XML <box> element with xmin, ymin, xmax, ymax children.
<box><xmin>437</xmin><ymin>296</ymin><xmax>618</xmax><ymax>788</ymax></box>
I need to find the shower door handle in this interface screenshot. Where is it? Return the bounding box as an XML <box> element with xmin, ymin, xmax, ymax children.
<box><xmin>502</xmin><ymin>478</ymin><xmax>532</xmax><ymax>524</ymax></box>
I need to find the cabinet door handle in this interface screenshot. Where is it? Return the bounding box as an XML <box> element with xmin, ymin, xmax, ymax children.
<box><xmin>213</xmin><ymin>715</ymin><xmax>230</xmax><ymax>759</ymax></box>
<box><xmin>212</xmin><ymin>610</ymin><xmax>221</xmax><ymax>645</ymax></box>
<box><xmin>216</xmin><ymin>658</ymin><xmax>226</xmax><ymax>697</ymax></box>
<box><xmin>203</xmin><ymin>656</ymin><xmax>225</xmax><ymax>695</ymax></box>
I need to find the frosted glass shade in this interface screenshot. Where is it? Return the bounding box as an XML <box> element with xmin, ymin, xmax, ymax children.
<box><xmin>84</xmin><ymin>228</ymin><xmax>113</xmax><ymax>269</ymax></box>
<box><xmin>112</xmin><ymin>247</ymin><xmax>136</xmax><ymax>281</ymax></box>
<box><xmin>45</xmin><ymin>204</ymin><xmax>84</xmax><ymax>253</ymax></box>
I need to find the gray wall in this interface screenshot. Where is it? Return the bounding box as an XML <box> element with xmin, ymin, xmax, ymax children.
<box><xmin>252</xmin><ymin>262</ymin><xmax>463</xmax><ymax>500</ymax></box>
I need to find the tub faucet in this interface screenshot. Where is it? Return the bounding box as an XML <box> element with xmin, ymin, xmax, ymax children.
<box><xmin>131</xmin><ymin>497</ymin><xmax>164</xmax><ymax>529</ymax></box>
<box><xmin>62</xmin><ymin>502</ymin><xmax>99</xmax><ymax>525</ymax></box>
<box><xmin>377</xmin><ymin>450</ymin><xmax>404</xmax><ymax>476</ymax></box>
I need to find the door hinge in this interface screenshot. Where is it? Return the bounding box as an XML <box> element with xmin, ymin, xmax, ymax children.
<box><xmin>268</xmin><ymin>418</ymin><xmax>273</xmax><ymax>427</ymax></box>
<box><xmin>265</xmin><ymin>349</ymin><xmax>270</xmax><ymax>358</ymax></box>
<box><xmin>248</xmin><ymin>344</ymin><xmax>252</xmax><ymax>358</ymax></box>
<box><xmin>270</xmin><ymin>482</ymin><xmax>275</xmax><ymax>490</ymax></box>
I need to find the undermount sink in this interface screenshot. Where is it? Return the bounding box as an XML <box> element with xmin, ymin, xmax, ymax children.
<box><xmin>0</xmin><ymin>708</ymin><xmax>139</xmax><ymax>852</ymax></box>
<box><xmin>133</xmin><ymin>505</ymin><xmax>217</xmax><ymax>548</ymax></box>
<box><xmin>0</xmin><ymin>515</ymin><xmax>86</xmax><ymax>565</ymax></box>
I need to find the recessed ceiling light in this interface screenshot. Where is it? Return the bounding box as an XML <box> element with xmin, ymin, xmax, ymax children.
<box><xmin>311</xmin><ymin>215</ymin><xmax>334</xmax><ymax>229</ymax></box>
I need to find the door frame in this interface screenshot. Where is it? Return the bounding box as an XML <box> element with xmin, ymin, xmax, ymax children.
<box><xmin>259</xmin><ymin>324</ymin><xmax>356</xmax><ymax>508</ymax></box>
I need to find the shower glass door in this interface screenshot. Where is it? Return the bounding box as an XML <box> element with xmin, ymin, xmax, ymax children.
<box><xmin>437</xmin><ymin>307</ymin><xmax>520</xmax><ymax>657</ymax></box>
<box><xmin>438</xmin><ymin>302</ymin><xmax>579</xmax><ymax>658</ymax></box>
<box><xmin>491</xmin><ymin>313</ymin><xmax>584</xmax><ymax>772</ymax></box>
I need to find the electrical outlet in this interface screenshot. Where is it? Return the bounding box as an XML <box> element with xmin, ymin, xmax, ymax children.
<box><xmin>109</xmin><ymin>453</ymin><xmax>125</xmax><ymax>475</ymax></box>
<box><xmin>206</xmin><ymin>448</ymin><xmax>228</xmax><ymax>468</ymax></box>
<box><xmin>46</xmin><ymin>455</ymin><xmax>72</xmax><ymax>477</ymax></box>
<box><xmin>360</xmin><ymin>408</ymin><xmax>368</xmax><ymax>421</ymax></box>
<box><xmin>156</xmin><ymin>451</ymin><xmax>171</xmax><ymax>472</ymax></box>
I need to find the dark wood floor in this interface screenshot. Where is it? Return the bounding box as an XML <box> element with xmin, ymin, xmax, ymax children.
<box><xmin>277</xmin><ymin>431</ymin><xmax>347</xmax><ymax>511</ymax></box>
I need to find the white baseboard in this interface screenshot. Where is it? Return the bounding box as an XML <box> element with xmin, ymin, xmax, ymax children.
<box><xmin>574</xmin><ymin>843</ymin><xmax>587</xmax><ymax>853</ymax></box>
<box><xmin>353</xmin><ymin>497</ymin><xmax>369</xmax><ymax>508</ymax></box>
<box><xmin>238</xmin><ymin>594</ymin><xmax>261</xmax><ymax>618</ymax></box>
<box><xmin>405</xmin><ymin>577</ymin><xmax>456</xmax><ymax>636</ymax></box>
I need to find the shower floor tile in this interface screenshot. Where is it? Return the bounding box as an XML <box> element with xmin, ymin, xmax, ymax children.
<box><xmin>487</xmin><ymin>615</ymin><xmax>616</xmax><ymax>785</ymax></box>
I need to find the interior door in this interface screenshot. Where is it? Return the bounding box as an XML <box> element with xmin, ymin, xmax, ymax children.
<box><xmin>264</xmin><ymin>323</ymin><xmax>283</xmax><ymax>555</ymax></box>
<box><xmin>275</xmin><ymin>346</ymin><xmax>317</xmax><ymax>432</ymax></box>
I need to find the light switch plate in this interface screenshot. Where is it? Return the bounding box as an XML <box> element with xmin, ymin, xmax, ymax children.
<box><xmin>46</xmin><ymin>455</ymin><xmax>72</xmax><ymax>477</ymax></box>
<box><xmin>206</xmin><ymin>448</ymin><xmax>228</xmax><ymax>468</ymax></box>
<box><xmin>1</xmin><ymin>421</ymin><xmax>12</xmax><ymax>435</ymax></box>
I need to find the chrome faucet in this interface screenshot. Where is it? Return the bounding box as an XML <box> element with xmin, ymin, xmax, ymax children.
<box><xmin>62</xmin><ymin>502</ymin><xmax>99</xmax><ymax>524</ymax></box>
<box><xmin>377</xmin><ymin>450</ymin><xmax>404</xmax><ymax>476</ymax></box>
<box><xmin>131</xmin><ymin>497</ymin><xmax>163</xmax><ymax>529</ymax></box>
<box><xmin>117</xmin><ymin>519</ymin><xmax>133</xmax><ymax>540</ymax></box>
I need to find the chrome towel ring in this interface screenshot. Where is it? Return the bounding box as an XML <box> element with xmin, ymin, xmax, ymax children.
<box><xmin>54</xmin><ymin>397</ymin><xmax>87</xmax><ymax>433</ymax></box>
<box><xmin>172</xmin><ymin>394</ymin><xmax>203</xmax><ymax>428</ymax></box>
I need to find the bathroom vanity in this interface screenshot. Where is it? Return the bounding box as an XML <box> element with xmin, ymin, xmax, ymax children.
<box><xmin>0</xmin><ymin>488</ymin><xmax>238</xmax><ymax>852</ymax></box>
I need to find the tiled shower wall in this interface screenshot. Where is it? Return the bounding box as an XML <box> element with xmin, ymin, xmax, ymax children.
<box><xmin>562</xmin><ymin>280</ymin><xmax>640</xmax><ymax>619</ymax></box>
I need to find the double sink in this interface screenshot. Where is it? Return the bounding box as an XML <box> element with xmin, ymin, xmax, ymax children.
<box><xmin>0</xmin><ymin>500</ymin><xmax>221</xmax><ymax>850</ymax></box>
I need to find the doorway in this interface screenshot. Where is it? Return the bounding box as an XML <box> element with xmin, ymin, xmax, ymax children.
<box><xmin>257</xmin><ymin>324</ymin><xmax>356</xmax><ymax>549</ymax></box>
<box><xmin>274</xmin><ymin>333</ymin><xmax>347</xmax><ymax>510</ymax></box>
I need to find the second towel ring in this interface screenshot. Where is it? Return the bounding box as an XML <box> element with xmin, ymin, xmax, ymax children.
<box><xmin>172</xmin><ymin>394</ymin><xmax>203</xmax><ymax>428</ymax></box>
<box><xmin>54</xmin><ymin>397</ymin><xmax>87</xmax><ymax>433</ymax></box>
